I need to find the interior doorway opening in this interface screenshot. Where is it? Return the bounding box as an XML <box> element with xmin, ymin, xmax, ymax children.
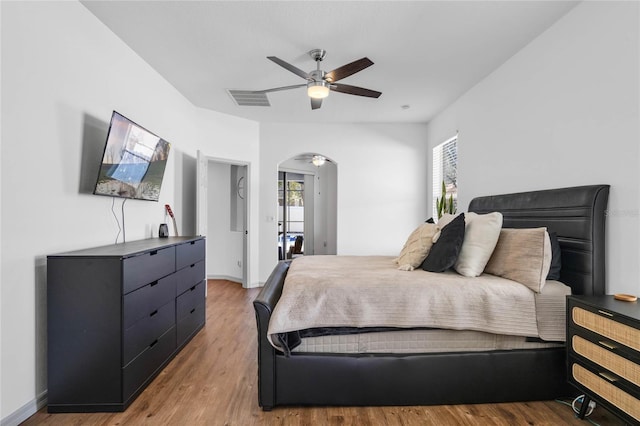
<box><xmin>278</xmin><ymin>153</ymin><xmax>337</xmax><ymax>259</ymax></box>
<box><xmin>196</xmin><ymin>152</ymin><xmax>249</xmax><ymax>287</ymax></box>
<box><xmin>278</xmin><ymin>171</ymin><xmax>306</xmax><ymax>259</ymax></box>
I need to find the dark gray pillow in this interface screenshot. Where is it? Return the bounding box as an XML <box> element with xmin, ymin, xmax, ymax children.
<box><xmin>546</xmin><ymin>231</ymin><xmax>562</xmax><ymax>280</ymax></box>
<box><xmin>421</xmin><ymin>213</ymin><xmax>465</xmax><ymax>273</ymax></box>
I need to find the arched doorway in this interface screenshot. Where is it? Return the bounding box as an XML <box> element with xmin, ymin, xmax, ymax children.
<box><xmin>278</xmin><ymin>153</ymin><xmax>337</xmax><ymax>259</ymax></box>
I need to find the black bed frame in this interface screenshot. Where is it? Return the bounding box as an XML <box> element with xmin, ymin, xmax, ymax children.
<box><xmin>253</xmin><ymin>185</ymin><xmax>610</xmax><ymax>410</ymax></box>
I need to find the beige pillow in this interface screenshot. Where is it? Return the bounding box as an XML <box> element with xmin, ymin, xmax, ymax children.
<box><xmin>437</xmin><ymin>213</ymin><xmax>458</xmax><ymax>228</ymax></box>
<box><xmin>454</xmin><ymin>212</ymin><xmax>503</xmax><ymax>277</ymax></box>
<box><xmin>396</xmin><ymin>223</ymin><xmax>440</xmax><ymax>271</ymax></box>
<box><xmin>484</xmin><ymin>228</ymin><xmax>552</xmax><ymax>293</ymax></box>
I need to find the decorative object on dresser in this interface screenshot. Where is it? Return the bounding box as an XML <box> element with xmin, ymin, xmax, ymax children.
<box><xmin>567</xmin><ymin>295</ymin><xmax>640</xmax><ymax>424</ymax></box>
<box><xmin>165</xmin><ymin>204</ymin><xmax>179</xmax><ymax>236</ymax></box>
<box><xmin>47</xmin><ymin>236</ymin><xmax>205</xmax><ymax>412</ymax></box>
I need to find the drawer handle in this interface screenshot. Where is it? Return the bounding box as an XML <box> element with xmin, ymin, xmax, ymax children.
<box><xmin>149</xmin><ymin>339</ymin><xmax>159</xmax><ymax>348</ymax></box>
<box><xmin>190</xmin><ymin>308</ymin><xmax>196</xmax><ymax>314</ymax></box>
<box><xmin>599</xmin><ymin>371</ymin><xmax>618</xmax><ymax>382</ymax></box>
<box><xmin>598</xmin><ymin>340</ymin><xmax>617</xmax><ymax>350</ymax></box>
<box><xmin>150</xmin><ymin>280</ymin><xmax>159</xmax><ymax>287</ymax></box>
<box><xmin>190</xmin><ymin>285</ymin><xmax>196</xmax><ymax>291</ymax></box>
<box><xmin>190</xmin><ymin>264</ymin><xmax>195</xmax><ymax>268</ymax></box>
<box><xmin>150</xmin><ymin>250</ymin><xmax>158</xmax><ymax>256</ymax></box>
<box><xmin>597</xmin><ymin>309</ymin><xmax>614</xmax><ymax>317</ymax></box>
<box><xmin>149</xmin><ymin>310</ymin><xmax>158</xmax><ymax>317</ymax></box>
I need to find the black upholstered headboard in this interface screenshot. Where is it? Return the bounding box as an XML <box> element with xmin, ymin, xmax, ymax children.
<box><xmin>468</xmin><ymin>185</ymin><xmax>609</xmax><ymax>296</ymax></box>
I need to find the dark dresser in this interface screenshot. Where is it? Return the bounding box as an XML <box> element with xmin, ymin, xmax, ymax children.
<box><xmin>567</xmin><ymin>295</ymin><xmax>640</xmax><ymax>423</ymax></box>
<box><xmin>47</xmin><ymin>236</ymin><xmax>206</xmax><ymax>412</ymax></box>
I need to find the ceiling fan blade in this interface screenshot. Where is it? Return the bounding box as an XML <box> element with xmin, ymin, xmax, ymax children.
<box><xmin>259</xmin><ymin>84</ymin><xmax>306</xmax><ymax>94</ymax></box>
<box><xmin>311</xmin><ymin>97</ymin><xmax>322</xmax><ymax>110</ymax></box>
<box><xmin>267</xmin><ymin>56</ymin><xmax>311</xmax><ymax>80</ymax></box>
<box><xmin>325</xmin><ymin>57</ymin><xmax>374</xmax><ymax>83</ymax></box>
<box><xmin>331</xmin><ymin>83</ymin><xmax>381</xmax><ymax>98</ymax></box>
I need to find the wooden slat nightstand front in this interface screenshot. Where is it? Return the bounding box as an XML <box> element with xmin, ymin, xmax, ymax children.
<box><xmin>567</xmin><ymin>296</ymin><xmax>640</xmax><ymax>424</ymax></box>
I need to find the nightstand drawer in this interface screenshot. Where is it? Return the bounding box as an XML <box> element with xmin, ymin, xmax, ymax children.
<box><xmin>571</xmin><ymin>335</ymin><xmax>640</xmax><ymax>387</ymax></box>
<box><xmin>123</xmin><ymin>246</ymin><xmax>176</xmax><ymax>294</ymax></box>
<box><xmin>176</xmin><ymin>239</ymin><xmax>205</xmax><ymax>270</ymax></box>
<box><xmin>571</xmin><ymin>363</ymin><xmax>640</xmax><ymax>422</ymax></box>
<box><xmin>572</xmin><ymin>306</ymin><xmax>640</xmax><ymax>352</ymax></box>
<box><xmin>123</xmin><ymin>273</ymin><xmax>177</xmax><ymax>329</ymax></box>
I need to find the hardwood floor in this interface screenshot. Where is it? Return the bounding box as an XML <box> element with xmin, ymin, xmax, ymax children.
<box><xmin>24</xmin><ymin>279</ymin><xmax>624</xmax><ymax>425</ymax></box>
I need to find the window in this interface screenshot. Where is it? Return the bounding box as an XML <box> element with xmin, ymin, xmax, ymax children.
<box><xmin>432</xmin><ymin>134</ymin><xmax>458</xmax><ymax>218</ymax></box>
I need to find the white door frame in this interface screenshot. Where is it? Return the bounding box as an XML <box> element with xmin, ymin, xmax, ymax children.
<box><xmin>197</xmin><ymin>150</ymin><xmax>251</xmax><ymax>288</ymax></box>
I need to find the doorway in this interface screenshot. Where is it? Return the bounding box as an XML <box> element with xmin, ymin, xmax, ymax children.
<box><xmin>278</xmin><ymin>171</ymin><xmax>307</xmax><ymax>259</ymax></box>
<box><xmin>278</xmin><ymin>153</ymin><xmax>337</xmax><ymax>258</ymax></box>
<box><xmin>196</xmin><ymin>151</ymin><xmax>249</xmax><ymax>287</ymax></box>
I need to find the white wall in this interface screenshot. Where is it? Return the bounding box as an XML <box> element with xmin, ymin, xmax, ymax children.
<box><xmin>259</xmin><ymin>123</ymin><xmax>430</xmax><ymax>282</ymax></box>
<box><xmin>426</xmin><ymin>1</ymin><xmax>640</xmax><ymax>295</ymax></box>
<box><xmin>0</xmin><ymin>2</ymin><xmax>259</xmax><ymax>423</ymax></box>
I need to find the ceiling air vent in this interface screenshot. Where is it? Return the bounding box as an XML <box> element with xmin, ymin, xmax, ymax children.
<box><xmin>227</xmin><ymin>90</ymin><xmax>270</xmax><ymax>107</ymax></box>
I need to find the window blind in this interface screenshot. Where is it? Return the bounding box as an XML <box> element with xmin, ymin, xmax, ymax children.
<box><xmin>432</xmin><ymin>135</ymin><xmax>458</xmax><ymax>218</ymax></box>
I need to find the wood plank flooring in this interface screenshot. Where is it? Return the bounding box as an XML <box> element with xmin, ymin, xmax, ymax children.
<box><xmin>24</xmin><ymin>279</ymin><xmax>624</xmax><ymax>425</ymax></box>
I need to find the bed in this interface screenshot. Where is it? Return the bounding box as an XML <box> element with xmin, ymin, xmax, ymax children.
<box><xmin>253</xmin><ymin>185</ymin><xmax>609</xmax><ymax>410</ymax></box>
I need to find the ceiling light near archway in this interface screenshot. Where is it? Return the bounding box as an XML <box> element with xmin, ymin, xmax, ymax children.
<box><xmin>312</xmin><ymin>155</ymin><xmax>326</xmax><ymax>167</ymax></box>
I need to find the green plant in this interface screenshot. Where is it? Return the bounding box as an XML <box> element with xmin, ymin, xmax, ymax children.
<box><xmin>436</xmin><ymin>180</ymin><xmax>456</xmax><ymax>219</ymax></box>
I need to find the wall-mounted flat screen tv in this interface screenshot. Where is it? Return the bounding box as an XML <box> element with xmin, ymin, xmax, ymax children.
<box><xmin>93</xmin><ymin>111</ymin><xmax>171</xmax><ymax>201</ymax></box>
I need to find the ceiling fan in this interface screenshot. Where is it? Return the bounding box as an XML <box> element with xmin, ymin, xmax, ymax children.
<box><xmin>295</xmin><ymin>153</ymin><xmax>332</xmax><ymax>167</ymax></box>
<box><xmin>240</xmin><ymin>49</ymin><xmax>382</xmax><ymax>110</ymax></box>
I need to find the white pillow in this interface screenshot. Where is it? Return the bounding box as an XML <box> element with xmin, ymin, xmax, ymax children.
<box><xmin>454</xmin><ymin>212</ymin><xmax>503</xmax><ymax>277</ymax></box>
<box><xmin>396</xmin><ymin>223</ymin><xmax>440</xmax><ymax>271</ymax></box>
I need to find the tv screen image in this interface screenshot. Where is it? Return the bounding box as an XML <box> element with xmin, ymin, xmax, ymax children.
<box><xmin>94</xmin><ymin>111</ymin><xmax>171</xmax><ymax>201</ymax></box>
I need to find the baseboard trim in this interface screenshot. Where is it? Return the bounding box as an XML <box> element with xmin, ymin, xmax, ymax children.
<box><xmin>207</xmin><ymin>274</ymin><xmax>242</xmax><ymax>283</ymax></box>
<box><xmin>1</xmin><ymin>390</ymin><xmax>47</xmax><ymax>426</ymax></box>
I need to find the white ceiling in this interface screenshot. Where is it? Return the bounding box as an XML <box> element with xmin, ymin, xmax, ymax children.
<box><xmin>82</xmin><ymin>1</ymin><xmax>579</xmax><ymax>124</ymax></box>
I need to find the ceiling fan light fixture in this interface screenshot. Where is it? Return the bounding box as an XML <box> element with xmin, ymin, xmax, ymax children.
<box><xmin>312</xmin><ymin>155</ymin><xmax>326</xmax><ymax>167</ymax></box>
<box><xmin>307</xmin><ymin>81</ymin><xmax>330</xmax><ymax>99</ymax></box>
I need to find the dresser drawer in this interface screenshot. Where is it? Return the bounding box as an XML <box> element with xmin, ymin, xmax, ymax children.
<box><xmin>176</xmin><ymin>261</ymin><xmax>205</xmax><ymax>295</ymax></box>
<box><xmin>123</xmin><ymin>246</ymin><xmax>176</xmax><ymax>294</ymax></box>
<box><xmin>177</xmin><ymin>301</ymin><xmax>205</xmax><ymax>348</ymax></box>
<box><xmin>123</xmin><ymin>273</ymin><xmax>176</xmax><ymax>329</ymax></box>
<box><xmin>176</xmin><ymin>280</ymin><xmax>205</xmax><ymax>320</ymax></box>
<box><xmin>124</xmin><ymin>301</ymin><xmax>175</xmax><ymax>366</ymax></box>
<box><xmin>122</xmin><ymin>326</ymin><xmax>176</xmax><ymax>402</ymax></box>
<box><xmin>176</xmin><ymin>239</ymin><xmax>205</xmax><ymax>270</ymax></box>
<box><xmin>571</xmin><ymin>363</ymin><xmax>640</xmax><ymax>422</ymax></box>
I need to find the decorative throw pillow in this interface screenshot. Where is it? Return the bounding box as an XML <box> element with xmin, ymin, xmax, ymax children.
<box><xmin>484</xmin><ymin>227</ymin><xmax>552</xmax><ymax>293</ymax></box>
<box><xmin>454</xmin><ymin>211</ymin><xmax>503</xmax><ymax>277</ymax></box>
<box><xmin>396</xmin><ymin>223</ymin><xmax>440</xmax><ymax>271</ymax></box>
<box><xmin>421</xmin><ymin>213</ymin><xmax>465</xmax><ymax>273</ymax></box>
<box><xmin>436</xmin><ymin>213</ymin><xmax>457</xmax><ymax>228</ymax></box>
<box><xmin>546</xmin><ymin>231</ymin><xmax>562</xmax><ymax>280</ymax></box>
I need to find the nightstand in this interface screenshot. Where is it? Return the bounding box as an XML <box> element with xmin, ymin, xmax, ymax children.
<box><xmin>567</xmin><ymin>295</ymin><xmax>640</xmax><ymax>424</ymax></box>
